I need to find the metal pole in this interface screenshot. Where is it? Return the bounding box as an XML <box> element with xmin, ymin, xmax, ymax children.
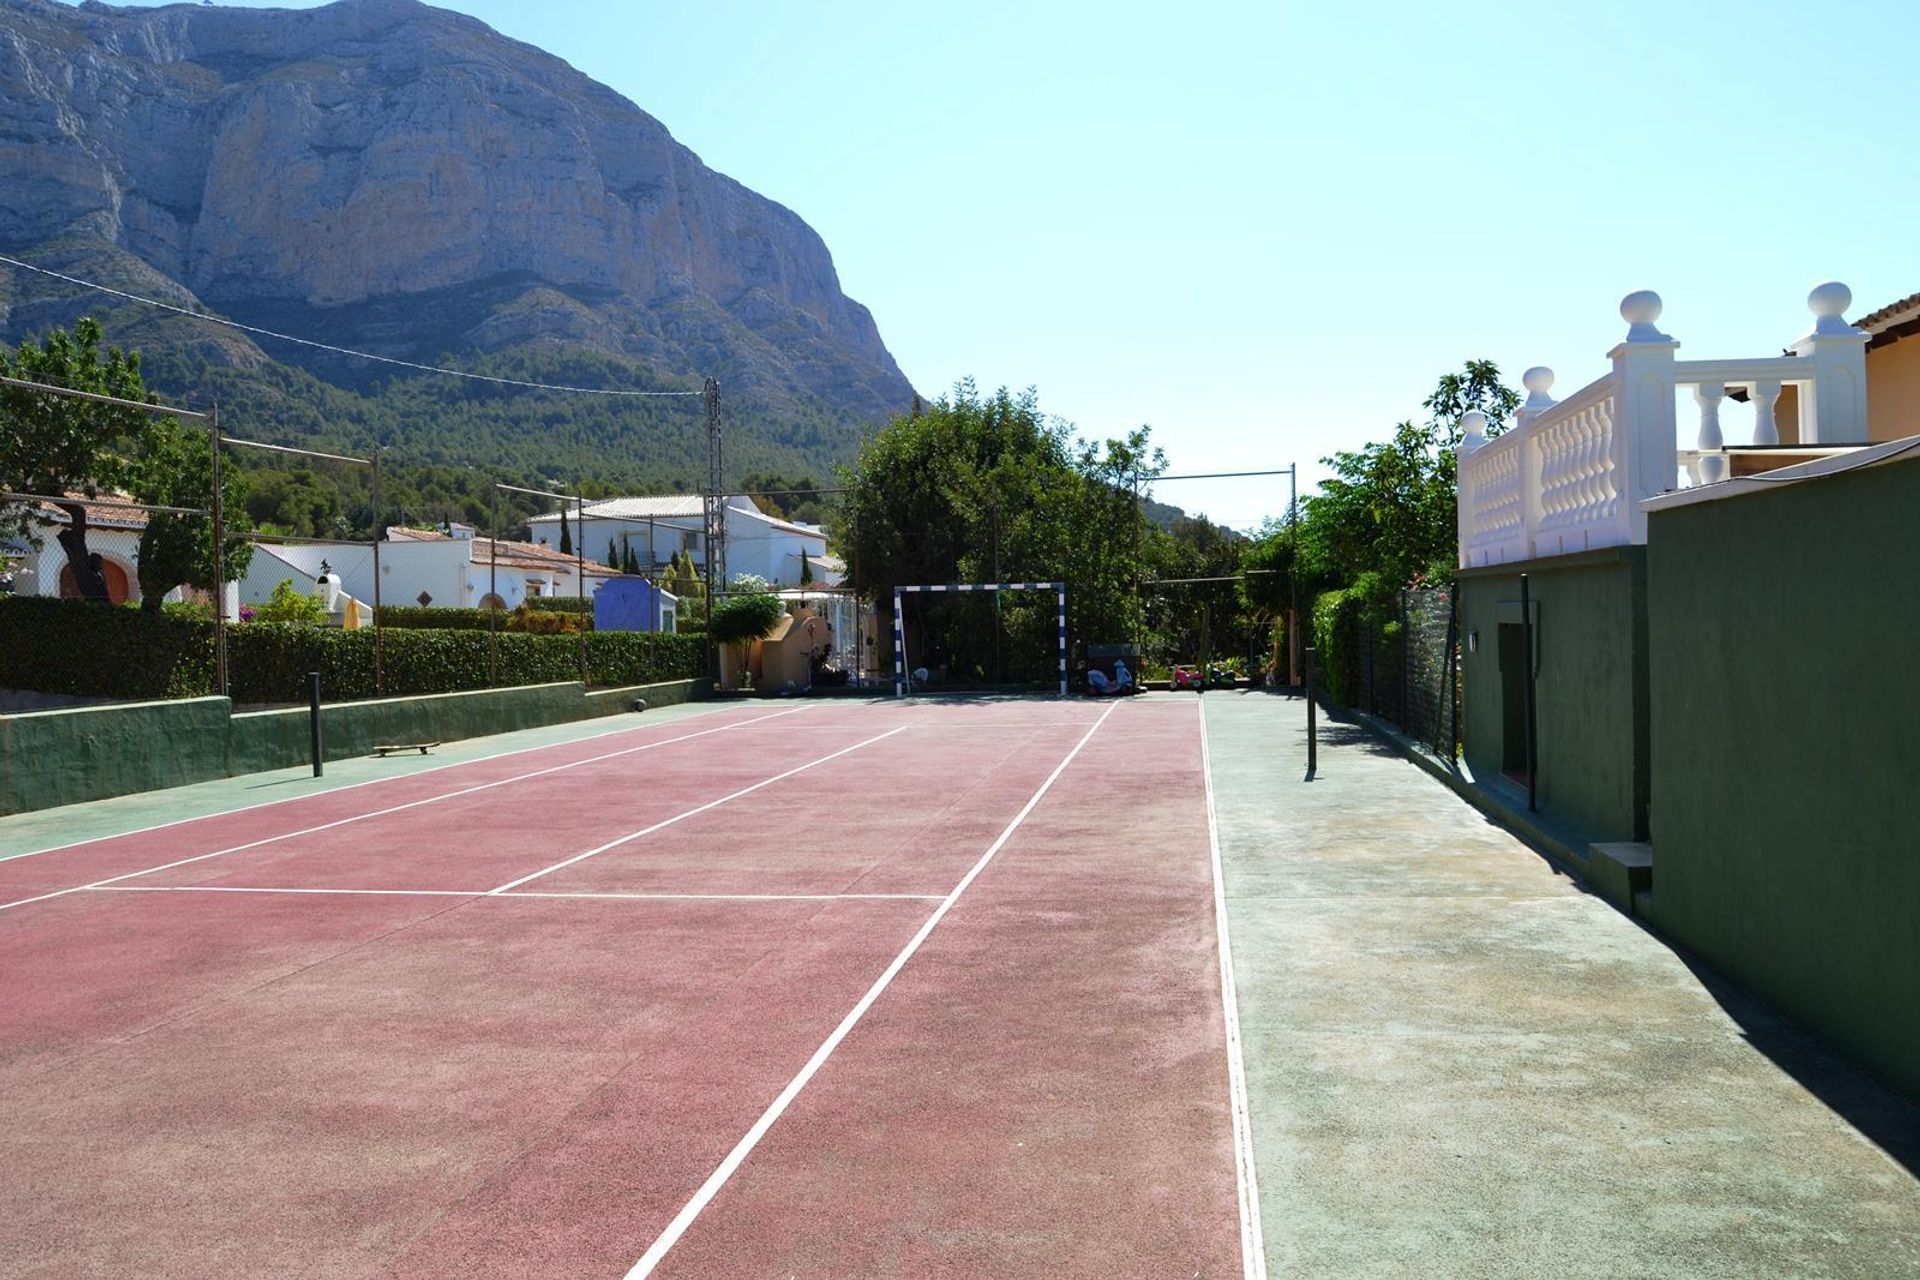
<box><xmin>1287</xmin><ymin>464</ymin><xmax>1300</xmax><ymax>687</ymax></box>
<box><xmin>209</xmin><ymin>404</ymin><xmax>229</xmax><ymax>698</ymax></box>
<box><xmin>893</xmin><ymin>588</ymin><xmax>905</xmax><ymax>698</ymax></box>
<box><xmin>1520</xmin><ymin>572</ymin><xmax>1538</xmax><ymax>812</ymax></box>
<box><xmin>1442</xmin><ymin>590</ymin><xmax>1459</xmax><ymax>760</ymax></box>
<box><xmin>576</xmin><ymin>492</ymin><xmax>588</xmax><ymax>686</ymax></box>
<box><xmin>1305</xmin><ymin>644</ymin><xmax>1318</xmax><ymax>778</ymax></box>
<box><xmin>371</xmin><ymin>446</ymin><xmax>384</xmax><ymax>697</ymax></box>
<box><xmin>1057</xmin><ymin>586</ymin><xmax>1068</xmax><ymax>696</ymax></box>
<box><xmin>489</xmin><ymin>486</ymin><xmax>500</xmax><ymax>687</ymax></box>
<box><xmin>307</xmin><ymin>671</ymin><xmax>324</xmax><ymax>777</ymax></box>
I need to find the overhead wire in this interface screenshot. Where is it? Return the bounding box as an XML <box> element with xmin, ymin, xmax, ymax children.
<box><xmin>0</xmin><ymin>253</ymin><xmax>703</xmax><ymax>398</ymax></box>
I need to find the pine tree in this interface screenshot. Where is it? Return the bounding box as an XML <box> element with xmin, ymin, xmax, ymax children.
<box><xmin>623</xmin><ymin>542</ymin><xmax>641</xmax><ymax>575</ymax></box>
<box><xmin>607</xmin><ymin>539</ymin><xmax>620</xmax><ymax>571</ymax></box>
<box><xmin>558</xmin><ymin>507</ymin><xmax>573</xmax><ymax>555</ymax></box>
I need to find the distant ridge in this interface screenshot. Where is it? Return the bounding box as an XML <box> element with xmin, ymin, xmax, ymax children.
<box><xmin>0</xmin><ymin>0</ymin><xmax>917</xmax><ymax>484</ymax></box>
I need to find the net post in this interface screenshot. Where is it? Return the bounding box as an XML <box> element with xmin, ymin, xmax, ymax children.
<box><xmin>1305</xmin><ymin>645</ymin><xmax>1318</xmax><ymax>779</ymax></box>
<box><xmin>307</xmin><ymin>671</ymin><xmax>324</xmax><ymax>777</ymax></box>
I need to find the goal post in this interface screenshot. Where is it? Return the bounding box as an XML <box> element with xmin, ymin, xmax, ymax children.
<box><xmin>893</xmin><ymin>581</ymin><xmax>1067</xmax><ymax>698</ymax></box>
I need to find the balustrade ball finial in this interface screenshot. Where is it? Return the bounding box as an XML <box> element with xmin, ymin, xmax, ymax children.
<box><xmin>1807</xmin><ymin>280</ymin><xmax>1855</xmax><ymax>336</ymax></box>
<box><xmin>1619</xmin><ymin>289</ymin><xmax>1669</xmax><ymax>342</ymax></box>
<box><xmin>1522</xmin><ymin>366</ymin><xmax>1555</xmax><ymax>395</ymax></box>
<box><xmin>1458</xmin><ymin>409</ymin><xmax>1487</xmax><ymax>454</ymax></box>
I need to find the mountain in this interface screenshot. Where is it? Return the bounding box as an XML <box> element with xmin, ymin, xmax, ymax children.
<box><xmin>0</xmin><ymin>0</ymin><xmax>917</xmax><ymax>491</ymax></box>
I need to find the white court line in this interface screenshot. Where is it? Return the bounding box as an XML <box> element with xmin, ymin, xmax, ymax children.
<box><xmin>0</xmin><ymin>708</ymin><xmax>812</xmax><ymax>915</ymax></box>
<box><xmin>489</xmin><ymin>726</ymin><xmax>911</xmax><ymax>894</ymax></box>
<box><xmin>0</xmin><ymin>703</ymin><xmax>811</xmax><ymax>865</ymax></box>
<box><xmin>86</xmin><ymin>885</ymin><xmax>940</xmax><ymax>903</ymax></box>
<box><xmin>1198</xmin><ymin>697</ymin><xmax>1268</xmax><ymax>1280</ymax></box>
<box><xmin>623</xmin><ymin>700</ymin><xmax>1119</xmax><ymax>1279</ymax></box>
<box><xmin>505</xmin><ymin>890</ymin><xmax>943</xmax><ymax>902</ymax></box>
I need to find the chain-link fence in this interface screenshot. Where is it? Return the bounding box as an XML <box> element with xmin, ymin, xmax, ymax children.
<box><xmin>1319</xmin><ymin>586</ymin><xmax>1461</xmax><ymax>760</ymax></box>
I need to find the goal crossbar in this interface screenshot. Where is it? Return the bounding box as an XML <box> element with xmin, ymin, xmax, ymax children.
<box><xmin>892</xmin><ymin>581</ymin><xmax>1067</xmax><ymax>697</ymax></box>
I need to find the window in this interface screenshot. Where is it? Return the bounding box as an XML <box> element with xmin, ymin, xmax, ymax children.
<box><xmin>681</xmin><ymin>529</ymin><xmax>702</xmax><ymax>552</ymax></box>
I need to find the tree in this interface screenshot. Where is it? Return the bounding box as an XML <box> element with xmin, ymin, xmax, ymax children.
<box><xmin>1239</xmin><ymin>519</ymin><xmax>1297</xmax><ymax>677</ymax></box>
<box><xmin>130</xmin><ymin>414</ymin><xmax>254</xmax><ymax>611</ymax></box>
<box><xmin>1298</xmin><ymin>360</ymin><xmax>1520</xmax><ymax>591</ymax></box>
<box><xmin>0</xmin><ymin>319</ymin><xmax>154</xmax><ymax>601</ymax></box>
<box><xmin>837</xmin><ymin>380</ymin><xmax>1166</xmax><ymax>681</ymax></box>
<box><xmin>606</xmin><ymin>538</ymin><xmax>620</xmax><ymax>571</ymax></box>
<box><xmin>709</xmin><ymin>591</ymin><xmax>785</xmax><ymax>686</ymax></box>
<box><xmin>558</xmin><ymin>505</ymin><xmax>573</xmax><ymax>555</ymax></box>
<box><xmin>622</xmin><ymin>541</ymin><xmax>640</xmax><ymax>575</ymax></box>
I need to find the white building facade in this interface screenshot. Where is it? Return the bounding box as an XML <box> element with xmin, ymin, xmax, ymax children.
<box><xmin>526</xmin><ymin>495</ymin><xmax>839</xmax><ymax>589</ymax></box>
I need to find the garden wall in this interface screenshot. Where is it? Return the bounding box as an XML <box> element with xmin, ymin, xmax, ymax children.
<box><xmin>0</xmin><ymin>678</ymin><xmax>709</xmax><ymax>816</ymax></box>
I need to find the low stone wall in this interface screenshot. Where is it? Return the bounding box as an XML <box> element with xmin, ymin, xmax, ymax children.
<box><xmin>0</xmin><ymin>696</ymin><xmax>233</xmax><ymax>814</ymax></box>
<box><xmin>0</xmin><ymin>679</ymin><xmax>710</xmax><ymax>816</ymax></box>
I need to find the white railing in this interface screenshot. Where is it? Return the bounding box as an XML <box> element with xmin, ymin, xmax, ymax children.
<box><xmin>1457</xmin><ymin>283</ymin><xmax>1870</xmax><ymax>567</ymax></box>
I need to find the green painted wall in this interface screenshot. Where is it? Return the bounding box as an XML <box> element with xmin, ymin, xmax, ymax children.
<box><xmin>1647</xmin><ymin>456</ymin><xmax>1920</xmax><ymax>1099</ymax></box>
<box><xmin>2</xmin><ymin>679</ymin><xmax>708</xmax><ymax>815</ymax></box>
<box><xmin>1458</xmin><ymin>549</ymin><xmax>1649</xmax><ymax>843</ymax></box>
<box><xmin>0</xmin><ymin>697</ymin><xmax>232</xmax><ymax>814</ymax></box>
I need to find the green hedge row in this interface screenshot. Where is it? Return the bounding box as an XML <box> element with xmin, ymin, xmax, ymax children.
<box><xmin>374</xmin><ymin>605</ymin><xmax>499</xmax><ymax>631</ymax></box>
<box><xmin>0</xmin><ymin>598</ymin><xmax>704</xmax><ymax>704</ymax></box>
<box><xmin>0</xmin><ymin>598</ymin><xmax>214</xmax><ymax>700</ymax></box>
<box><xmin>375</xmin><ymin>605</ymin><xmax>596</xmax><ymax>634</ymax></box>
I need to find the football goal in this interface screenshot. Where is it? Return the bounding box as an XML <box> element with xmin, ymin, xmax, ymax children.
<box><xmin>892</xmin><ymin>581</ymin><xmax>1067</xmax><ymax>697</ymax></box>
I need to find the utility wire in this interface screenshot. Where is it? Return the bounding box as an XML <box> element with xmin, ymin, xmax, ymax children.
<box><xmin>0</xmin><ymin>253</ymin><xmax>703</xmax><ymax>399</ymax></box>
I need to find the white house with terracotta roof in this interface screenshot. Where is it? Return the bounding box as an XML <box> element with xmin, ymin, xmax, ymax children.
<box><xmin>1</xmin><ymin>494</ymin><xmax>156</xmax><ymax>604</ymax></box>
<box><xmin>239</xmin><ymin>523</ymin><xmax>622</xmax><ymax>614</ymax></box>
<box><xmin>526</xmin><ymin>495</ymin><xmax>839</xmax><ymax>588</ymax></box>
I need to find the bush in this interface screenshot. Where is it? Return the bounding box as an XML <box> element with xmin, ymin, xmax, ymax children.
<box><xmin>524</xmin><ymin>596</ymin><xmax>591</xmax><ymax>615</ymax></box>
<box><xmin>1311</xmin><ymin>588</ymin><xmax>1362</xmax><ymax>705</ymax></box>
<box><xmin>0</xmin><ymin>597</ymin><xmax>704</xmax><ymax>704</ymax></box>
<box><xmin>374</xmin><ymin>605</ymin><xmax>497</xmax><ymax>631</ymax></box>
<box><xmin>253</xmin><ymin>579</ymin><xmax>327</xmax><ymax>626</ymax></box>
<box><xmin>710</xmin><ymin>593</ymin><xmax>786</xmax><ymax>646</ymax></box>
<box><xmin>0</xmin><ymin>597</ymin><xmax>213</xmax><ymax>699</ymax></box>
<box><xmin>377</xmin><ymin>604</ymin><xmax>588</xmax><ymax>633</ymax></box>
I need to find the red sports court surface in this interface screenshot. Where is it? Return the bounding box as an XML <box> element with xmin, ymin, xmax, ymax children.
<box><xmin>0</xmin><ymin>698</ymin><xmax>1259</xmax><ymax>1278</ymax></box>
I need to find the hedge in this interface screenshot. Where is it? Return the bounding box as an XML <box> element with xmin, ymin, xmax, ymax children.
<box><xmin>0</xmin><ymin>597</ymin><xmax>704</xmax><ymax>704</ymax></box>
<box><xmin>1311</xmin><ymin>589</ymin><xmax>1362</xmax><ymax>706</ymax></box>
<box><xmin>375</xmin><ymin>604</ymin><xmax>591</xmax><ymax>633</ymax></box>
<box><xmin>0</xmin><ymin>598</ymin><xmax>213</xmax><ymax>700</ymax></box>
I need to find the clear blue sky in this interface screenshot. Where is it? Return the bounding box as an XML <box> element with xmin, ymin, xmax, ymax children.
<box><xmin>91</xmin><ymin>0</ymin><xmax>1920</xmax><ymax>527</ymax></box>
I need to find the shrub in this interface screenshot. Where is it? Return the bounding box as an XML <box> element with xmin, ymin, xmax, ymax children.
<box><xmin>0</xmin><ymin>596</ymin><xmax>704</xmax><ymax>704</ymax></box>
<box><xmin>710</xmin><ymin>593</ymin><xmax>786</xmax><ymax>646</ymax></box>
<box><xmin>0</xmin><ymin>597</ymin><xmax>214</xmax><ymax>699</ymax></box>
<box><xmin>253</xmin><ymin>579</ymin><xmax>327</xmax><ymax>626</ymax></box>
<box><xmin>524</xmin><ymin>596</ymin><xmax>591</xmax><ymax>615</ymax></box>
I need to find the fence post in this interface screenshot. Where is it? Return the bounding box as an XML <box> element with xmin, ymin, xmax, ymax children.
<box><xmin>1304</xmin><ymin>645</ymin><xmax>1318</xmax><ymax>779</ymax></box>
<box><xmin>307</xmin><ymin>671</ymin><xmax>323</xmax><ymax>778</ymax></box>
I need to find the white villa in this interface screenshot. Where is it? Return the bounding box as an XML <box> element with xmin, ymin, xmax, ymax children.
<box><xmin>238</xmin><ymin>523</ymin><xmax>623</xmax><ymax>614</ymax></box>
<box><xmin>526</xmin><ymin>494</ymin><xmax>843</xmax><ymax>589</ymax></box>
<box><xmin>2</xmin><ymin>495</ymin><xmax>155</xmax><ymax>604</ymax></box>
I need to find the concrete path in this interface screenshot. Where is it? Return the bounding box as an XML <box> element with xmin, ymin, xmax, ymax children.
<box><xmin>1203</xmin><ymin>690</ymin><xmax>1920</xmax><ymax>1279</ymax></box>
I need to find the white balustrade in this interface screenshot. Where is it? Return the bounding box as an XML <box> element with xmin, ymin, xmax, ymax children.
<box><xmin>1456</xmin><ymin>282</ymin><xmax>1869</xmax><ymax>568</ymax></box>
